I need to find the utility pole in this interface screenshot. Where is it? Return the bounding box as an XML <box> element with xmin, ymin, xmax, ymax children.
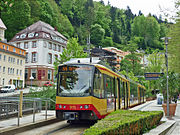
<box><xmin>161</xmin><ymin>37</ymin><xmax>171</xmax><ymax>116</ymax></box>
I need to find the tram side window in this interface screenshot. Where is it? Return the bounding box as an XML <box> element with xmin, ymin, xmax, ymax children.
<box><xmin>93</xmin><ymin>69</ymin><xmax>104</xmax><ymax>98</ymax></box>
<box><xmin>106</xmin><ymin>76</ymin><xmax>113</xmax><ymax>98</ymax></box>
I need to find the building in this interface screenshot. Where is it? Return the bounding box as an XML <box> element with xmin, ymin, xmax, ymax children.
<box><xmin>103</xmin><ymin>47</ymin><xmax>130</xmax><ymax>69</ymax></box>
<box><xmin>0</xmin><ymin>42</ymin><xmax>26</xmax><ymax>88</ymax></box>
<box><xmin>9</xmin><ymin>21</ymin><xmax>67</xmax><ymax>86</ymax></box>
<box><xmin>0</xmin><ymin>18</ymin><xmax>6</xmax><ymax>41</ymax></box>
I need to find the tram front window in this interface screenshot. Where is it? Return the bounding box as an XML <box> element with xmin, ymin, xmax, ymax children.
<box><xmin>58</xmin><ymin>65</ymin><xmax>93</xmax><ymax>97</ymax></box>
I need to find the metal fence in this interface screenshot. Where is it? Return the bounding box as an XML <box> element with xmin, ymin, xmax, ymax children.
<box><xmin>0</xmin><ymin>97</ymin><xmax>55</xmax><ymax>126</ymax></box>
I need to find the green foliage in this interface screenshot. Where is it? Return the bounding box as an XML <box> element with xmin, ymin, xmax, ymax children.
<box><xmin>160</xmin><ymin>71</ymin><xmax>179</xmax><ymax>103</ymax></box>
<box><xmin>102</xmin><ymin>36</ymin><xmax>113</xmax><ymax>47</ymax></box>
<box><xmin>90</xmin><ymin>24</ymin><xmax>105</xmax><ymax>46</ymax></box>
<box><xmin>145</xmin><ymin>50</ymin><xmax>165</xmax><ymax>92</ymax></box>
<box><xmin>2</xmin><ymin>0</ymin><xmax>74</xmax><ymax>41</ymax></box>
<box><xmin>27</xmin><ymin>86</ymin><xmax>56</xmax><ymax>109</ymax></box>
<box><xmin>120</xmin><ymin>53</ymin><xmax>143</xmax><ymax>76</ymax></box>
<box><xmin>54</xmin><ymin>37</ymin><xmax>87</xmax><ymax>73</ymax></box>
<box><xmin>83</xmin><ymin>110</ymin><xmax>163</xmax><ymax>135</ymax></box>
<box><xmin>168</xmin><ymin>19</ymin><xmax>180</xmax><ymax>73</ymax></box>
<box><xmin>0</xmin><ymin>0</ymin><xmax>14</xmax><ymax>17</ymax></box>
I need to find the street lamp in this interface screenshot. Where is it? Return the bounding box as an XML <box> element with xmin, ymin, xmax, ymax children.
<box><xmin>161</xmin><ymin>37</ymin><xmax>171</xmax><ymax>117</ymax></box>
<box><xmin>30</xmin><ymin>76</ymin><xmax>34</xmax><ymax>88</ymax></box>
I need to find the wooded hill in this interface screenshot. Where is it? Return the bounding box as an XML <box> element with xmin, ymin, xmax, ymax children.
<box><xmin>1</xmin><ymin>0</ymin><xmax>170</xmax><ymax>52</ymax></box>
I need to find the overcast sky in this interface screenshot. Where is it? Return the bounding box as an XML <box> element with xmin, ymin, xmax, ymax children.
<box><xmin>94</xmin><ymin>0</ymin><xmax>177</xmax><ymax>21</ymax></box>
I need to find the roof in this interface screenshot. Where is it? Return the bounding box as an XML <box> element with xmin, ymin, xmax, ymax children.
<box><xmin>64</xmin><ymin>57</ymin><xmax>101</xmax><ymax>64</ymax></box>
<box><xmin>0</xmin><ymin>18</ymin><xmax>7</xmax><ymax>30</ymax></box>
<box><xmin>9</xmin><ymin>21</ymin><xmax>67</xmax><ymax>43</ymax></box>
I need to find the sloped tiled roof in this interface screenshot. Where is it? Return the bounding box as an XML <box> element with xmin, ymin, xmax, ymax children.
<box><xmin>0</xmin><ymin>18</ymin><xmax>7</xmax><ymax>30</ymax></box>
<box><xmin>9</xmin><ymin>20</ymin><xmax>67</xmax><ymax>43</ymax></box>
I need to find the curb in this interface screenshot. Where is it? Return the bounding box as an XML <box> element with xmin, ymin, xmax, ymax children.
<box><xmin>144</xmin><ymin>120</ymin><xmax>176</xmax><ymax>135</ymax></box>
<box><xmin>0</xmin><ymin>117</ymin><xmax>61</xmax><ymax>135</ymax></box>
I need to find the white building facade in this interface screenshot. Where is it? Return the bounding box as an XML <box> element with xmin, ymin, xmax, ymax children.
<box><xmin>9</xmin><ymin>21</ymin><xmax>67</xmax><ymax>86</ymax></box>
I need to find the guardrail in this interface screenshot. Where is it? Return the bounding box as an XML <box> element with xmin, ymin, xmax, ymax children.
<box><xmin>0</xmin><ymin>95</ymin><xmax>55</xmax><ymax>126</ymax></box>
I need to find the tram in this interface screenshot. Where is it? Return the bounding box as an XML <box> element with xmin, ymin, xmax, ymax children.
<box><xmin>56</xmin><ymin>58</ymin><xmax>146</xmax><ymax>121</ymax></box>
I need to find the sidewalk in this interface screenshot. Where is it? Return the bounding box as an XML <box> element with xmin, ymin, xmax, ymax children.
<box><xmin>130</xmin><ymin>100</ymin><xmax>180</xmax><ymax>135</ymax></box>
<box><xmin>0</xmin><ymin>110</ymin><xmax>56</xmax><ymax>135</ymax></box>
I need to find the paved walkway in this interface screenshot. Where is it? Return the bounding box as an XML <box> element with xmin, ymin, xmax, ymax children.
<box><xmin>130</xmin><ymin>100</ymin><xmax>180</xmax><ymax>135</ymax></box>
<box><xmin>0</xmin><ymin>110</ymin><xmax>55</xmax><ymax>132</ymax></box>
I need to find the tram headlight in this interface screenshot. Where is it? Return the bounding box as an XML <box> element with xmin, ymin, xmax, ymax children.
<box><xmin>84</xmin><ymin>105</ymin><xmax>89</xmax><ymax>109</ymax></box>
<box><xmin>63</xmin><ymin>105</ymin><xmax>66</xmax><ymax>109</ymax></box>
<box><xmin>80</xmin><ymin>106</ymin><xmax>83</xmax><ymax>109</ymax></box>
<box><xmin>59</xmin><ymin>105</ymin><xmax>62</xmax><ymax>108</ymax></box>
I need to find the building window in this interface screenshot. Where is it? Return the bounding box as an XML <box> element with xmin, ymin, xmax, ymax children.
<box><xmin>58</xmin><ymin>45</ymin><xmax>61</xmax><ymax>52</ymax></box>
<box><xmin>48</xmin><ymin>53</ymin><xmax>52</xmax><ymax>64</ymax></box>
<box><xmin>53</xmin><ymin>44</ymin><xmax>56</xmax><ymax>51</ymax></box>
<box><xmin>20</xmin><ymin>60</ymin><xmax>22</xmax><ymax>65</ymax></box>
<box><xmin>32</xmin><ymin>52</ymin><xmax>37</xmax><ymax>63</ymax></box>
<box><xmin>20</xmin><ymin>70</ymin><xmax>22</xmax><ymax>76</ymax></box>
<box><xmin>13</xmin><ymin>58</ymin><xmax>15</xmax><ymax>63</ymax></box>
<box><xmin>6</xmin><ymin>46</ymin><xmax>9</xmax><ymax>50</ymax></box>
<box><xmin>3</xmin><ymin>55</ymin><xmax>6</xmax><ymax>61</ymax></box>
<box><xmin>3</xmin><ymin>45</ymin><xmax>5</xmax><ymax>49</ymax></box>
<box><xmin>8</xmin><ymin>57</ymin><xmax>11</xmax><ymax>62</ymax></box>
<box><xmin>54</xmin><ymin>55</ymin><xmax>58</xmax><ymax>62</ymax></box>
<box><xmin>48</xmin><ymin>42</ymin><xmax>52</xmax><ymax>49</ymax></box>
<box><xmin>0</xmin><ymin>54</ymin><xmax>1</xmax><ymax>60</ymax></box>
<box><xmin>31</xmin><ymin>69</ymin><xmax>37</xmax><ymax>79</ymax></box>
<box><xmin>25</xmin><ymin>53</ymin><xmax>28</xmax><ymax>63</ymax></box>
<box><xmin>13</xmin><ymin>68</ymin><xmax>14</xmax><ymax>74</ymax></box>
<box><xmin>8</xmin><ymin>68</ymin><xmax>10</xmax><ymax>74</ymax></box>
<box><xmin>48</xmin><ymin>70</ymin><xmax>52</xmax><ymax>80</ymax></box>
<box><xmin>24</xmin><ymin>42</ymin><xmax>28</xmax><ymax>49</ymax></box>
<box><xmin>25</xmin><ymin>69</ymin><xmax>28</xmax><ymax>80</ymax></box>
<box><xmin>32</xmin><ymin>41</ymin><xmax>37</xmax><ymax>48</ymax></box>
<box><xmin>13</xmin><ymin>48</ymin><xmax>16</xmax><ymax>52</ymax></box>
<box><xmin>2</xmin><ymin>78</ymin><xmax>5</xmax><ymax>85</ymax></box>
<box><xmin>17</xmin><ymin>69</ymin><xmax>19</xmax><ymax>75</ymax></box>
<box><xmin>17</xmin><ymin>59</ymin><xmax>19</xmax><ymax>65</ymax></box>
<box><xmin>0</xmin><ymin>66</ymin><xmax>1</xmax><ymax>72</ymax></box>
<box><xmin>20</xmin><ymin>50</ymin><xmax>22</xmax><ymax>54</ymax></box>
<box><xmin>3</xmin><ymin>67</ymin><xmax>5</xmax><ymax>73</ymax></box>
<box><xmin>16</xmin><ymin>43</ymin><xmax>20</xmax><ymax>48</ymax></box>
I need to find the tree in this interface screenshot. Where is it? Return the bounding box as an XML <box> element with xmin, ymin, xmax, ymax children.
<box><xmin>90</xmin><ymin>24</ymin><xmax>105</xmax><ymax>46</ymax></box>
<box><xmin>168</xmin><ymin>19</ymin><xmax>180</xmax><ymax>73</ymax></box>
<box><xmin>145</xmin><ymin>50</ymin><xmax>165</xmax><ymax>93</ymax></box>
<box><xmin>0</xmin><ymin>0</ymin><xmax>14</xmax><ymax>17</ymax></box>
<box><xmin>54</xmin><ymin>38</ymin><xmax>87</xmax><ymax>72</ymax></box>
<box><xmin>60</xmin><ymin>0</ymin><xmax>74</xmax><ymax>20</ymax></box>
<box><xmin>2</xmin><ymin>0</ymin><xmax>32</xmax><ymax>41</ymax></box>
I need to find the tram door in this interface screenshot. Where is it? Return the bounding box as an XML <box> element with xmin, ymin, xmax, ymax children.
<box><xmin>117</xmin><ymin>78</ymin><xmax>121</xmax><ymax>109</ymax></box>
<box><xmin>105</xmin><ymin>75</ymin><xmax>115</xmax><ymax>112</ymax></box>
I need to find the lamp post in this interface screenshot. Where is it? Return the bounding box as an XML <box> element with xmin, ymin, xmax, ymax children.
<box><xmin>30</xmin><ymin>76</ymin><xmax>34</xmax><ymax>88</ymax></box>
<box><xmin>161</xmin><ymin>37</ymin><xmax>171</xmax><ymax>116</ymax></box>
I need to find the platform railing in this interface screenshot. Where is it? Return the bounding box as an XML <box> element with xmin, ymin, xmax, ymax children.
<box><xmin>0</xmin><ymin>96</ymin><xmax>55</xmax><ymax>126</ymax></box>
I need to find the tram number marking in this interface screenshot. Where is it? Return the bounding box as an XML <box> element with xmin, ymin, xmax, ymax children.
<box><xmin>70</xmin><ymin>106</ymin><xmax>76</xmax><ymax>109</ymax></box>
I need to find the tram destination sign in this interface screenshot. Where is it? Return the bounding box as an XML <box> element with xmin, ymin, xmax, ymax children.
<box><xmin>144</xmin><ymin>73</ymin><xmax>164</xmax><ymax>80</ymax></box>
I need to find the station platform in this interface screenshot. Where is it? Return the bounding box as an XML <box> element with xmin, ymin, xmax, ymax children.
<box><xmin>130</xmin><ymin>100</ymin><xmax>180</xmax><ymax>135</ymax></box>
<box><xmin>0</xmin><ymin>110</ymin><xmax>56</xmax><ymax>135</ymax></box>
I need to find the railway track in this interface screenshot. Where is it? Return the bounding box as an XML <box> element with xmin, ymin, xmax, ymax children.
<box><xmin>16</xmin><ymin>120</ymin><xmax>92</xmax><ymax>135</ymax></box>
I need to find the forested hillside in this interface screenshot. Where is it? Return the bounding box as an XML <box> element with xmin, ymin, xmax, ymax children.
<box><xmin>1</xmin><ymin>0</ymin><xmax>169</xmax><ymax>52</ymax></box>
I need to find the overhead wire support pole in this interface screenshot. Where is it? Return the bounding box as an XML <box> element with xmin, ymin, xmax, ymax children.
<box><xmin>162</xmin><ymin>37</ymin><xmax>171</xmax><ymax>117</ymax></box>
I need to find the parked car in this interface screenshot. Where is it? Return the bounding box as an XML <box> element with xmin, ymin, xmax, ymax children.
<box><xmin>0</xmin><ymin>85</ymin><xmax>16</xmax><ymax>93</ymax></box>
<box><xmin>43</xmin><ymin>81</ymin><xmax>54</xmax><ymax>87</ymax></box>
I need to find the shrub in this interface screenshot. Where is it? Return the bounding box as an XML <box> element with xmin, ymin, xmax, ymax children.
<box><xmin>83</xmin><ymin>110</ymin><xmax>163</xmax><ymax>135</ymax></box>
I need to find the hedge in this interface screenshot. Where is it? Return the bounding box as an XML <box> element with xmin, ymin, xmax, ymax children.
<box><xmin>83</xmin><ymin>110</ymin><xmax>163</xmax><ymax>135</ymax></box>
